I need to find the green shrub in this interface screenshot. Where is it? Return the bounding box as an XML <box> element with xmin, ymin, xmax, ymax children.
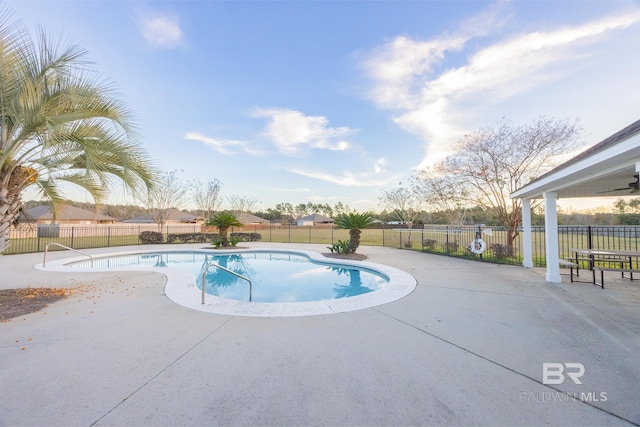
<box><xmin>445</xmin><ymin>241</ymin><xmax>459</xmax><ymax>252</ymax></box>
<box><xmin>229</xmin><ymin>232</ymin><xmax>262</xmax><ymax>242</ymax></box>
<box><xmin>139</xmin><ymin>231</ymin><xmax>163</xmax><ymax>244</ymax></box>
<box><xmin>167</xmin><ymin>233</ymin><xmax>216</xmax><ymax>243</ymax></box>
<box><xmin>423</xmin><ymin>239</ymin><xmax>438</xmax><ymax>249</ymax></box>
<box><xmin>229</xmin><ymin>236</ymin><xmax>243</xmax><ymax>246</ymax></box>
<box><xmin>490</xmin><ymin>243</ymin><xmax>516</xmax><ymax>258</ymax></box>
<box><xmin>327</xmin><ymin>239</ymin><xmax>350</xmax><ymax>254</ymax></box>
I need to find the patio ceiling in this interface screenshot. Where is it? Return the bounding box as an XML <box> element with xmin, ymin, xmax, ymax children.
<box><xmin>511</xmin><ymin>119</ymin><xmax>640</xmax><ymax>200</ymax></box>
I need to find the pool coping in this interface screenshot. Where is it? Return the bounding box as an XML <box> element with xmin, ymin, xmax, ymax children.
<box><xmin>36</xmin><ymin>247</ymin><xmax>417</xmax><ymax>317</ymax></box>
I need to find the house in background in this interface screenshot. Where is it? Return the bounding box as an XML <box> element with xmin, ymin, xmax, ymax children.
<box><xmin>297</xmin><ymin>213</ymin><xmax>334</xmax><ymax>226</ymax></box>
<box><xmin>22</xmin><ymin>204</ymin><xmax>118</xmax><ymax>225</ymax></box>
<box><xmin>122</xmin><ymin>209</ymin><xmax>203</xmax><ymax>224</ymax></box>
<box><xmin>234</xmin><ymin>212</ymin><xmax>270</xmax><ymax>225</ymax></box>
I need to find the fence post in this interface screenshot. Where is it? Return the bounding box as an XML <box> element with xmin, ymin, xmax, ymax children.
<box><xmin>477</xmin><ymin>224</ymin><xmax>483</xmax><ymax>261</ymax></box>
<box><xmin>107</xmin><ymin>226</ymin><xmax>111</xmax><ymax>247</ymax></box>
<box><xmin>382</xmin><ymin>224</ymin><xmax>385</xmax><ymax>246</ymax></box>
<box><xmin>446</xmin><ymin>226</ymin><xmax>450</xmax><ymax>255</ymax></box>
<box><xmin>71</xmin><ymin>226</ymin><xmax>74</xmax><ymax>248</ymax></box>
<box><xmin>587</xmin><ymin>225</ymin><xmax>593</xmax><ymax>270</ymax></box>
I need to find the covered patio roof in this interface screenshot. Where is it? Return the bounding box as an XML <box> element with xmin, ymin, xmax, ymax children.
<box><xmin>512</xmin><ymin>119</ymin><xmax>640</xmax><ymax>200</ymax></box>
<box><xmin>511</xmin><ymin>119</ymin><xmax>640</xmax><ymax>283</ymax></box>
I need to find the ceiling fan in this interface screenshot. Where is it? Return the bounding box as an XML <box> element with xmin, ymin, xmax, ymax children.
<box><xmin>600</xmin><ymin>173</ymin><xmax>640</xmax><ymax>194</ymax></box>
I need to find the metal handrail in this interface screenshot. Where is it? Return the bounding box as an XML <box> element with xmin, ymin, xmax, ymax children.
<box><xmin>201</xmin><ymin>261</ymin><xmax>252</xmax><ymax>304</ymax></box>
<box><xmin>43</xmin><ymin>243</ymin><xmax>94</xmax><ymax>268</ymax></box>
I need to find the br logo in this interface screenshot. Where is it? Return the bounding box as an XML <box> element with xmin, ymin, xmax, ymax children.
<box><xmin>542</xmin><ymin>363</ymin><xmax>585</xmax><ymax>385</ymax></box>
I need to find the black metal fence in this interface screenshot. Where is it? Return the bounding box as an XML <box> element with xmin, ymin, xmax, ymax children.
<box><xmin>4</xmin><ymin>223</ymin><xmax>640</xmax><ymax>268</ymax></box>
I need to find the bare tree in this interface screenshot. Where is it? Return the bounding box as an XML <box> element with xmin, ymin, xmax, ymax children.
<box><xmin>227</xmin><ymin>194</ymin><xmax>258</xmax><ymax>213</ymax></box>
<box><xmin>192</xmin><ymin>178</ymin><xmax>223</xmax><ymax>220</ymax></box>
<box><xmin>144</xmin><ymin>170</ymin><xmax>188</xmax><ymax>229</ymax></box>
<box><xmin>379</xmin><ymin>183</ymin><xmax>424</xmax><ymax>247</ymax></box>
<box><xmin>411</xmin><ymin>168</ymin><xmax>470</xmax><ymax>226</ymax></box>
<box><xmin>431</xmin><ymin>117</ymin><xmax>581</xmax><ymax>247</ymax></box>
<box><xmin>379</xmin><ymin>183</ymin><xmax>423</xmax><ymax>226</ymax></box>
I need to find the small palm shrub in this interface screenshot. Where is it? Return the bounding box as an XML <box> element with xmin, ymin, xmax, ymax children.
<box><xmin>327</xmin><ymin>240</ymin><xmax>350</xmax><ymax>254</ymax></box>
<box><xmin>206</xmin><ymin>212</ymin><xmax>244</xmax><ymax>247</ymax></box>
<box><xmin>334</xmin><ymin>212</ymin><xmax>374</xmax><ymax>254</ymax></box>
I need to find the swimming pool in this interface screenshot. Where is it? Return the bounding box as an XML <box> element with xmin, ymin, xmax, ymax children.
<box><xmin>39</xmin><ymin>248</ymin><xmax>417</xmax><ymax>317</ymax></box>
<box><xmin>69</xmin><ymin>251</ymin><xmax>388</xmax><ymax>303</ymax></box>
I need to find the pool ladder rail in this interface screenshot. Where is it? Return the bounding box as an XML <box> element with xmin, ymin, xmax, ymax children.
<box><xmin>201</xmin><ymin>260</ymin><xmax>252</xmax><ymax>304</ymax></box>
<box><xmin>42</xmin><ymin>243</ymin><xmax>94</xmax><ymax>268</ymax></box>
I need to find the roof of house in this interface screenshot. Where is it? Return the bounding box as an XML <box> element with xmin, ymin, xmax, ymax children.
<box><xmin>234</xmin><ymin>212</ymin><xmax>270</xmax><ymax>224</ymax></box>
<box><xmin>123</xmin><ymin>209</ymin><xmax>203</xmax><ymax>223</ymax></box>
<box><xmin>298</xmin><ymin>213</ymin><xmax>334</xmax><ymax>223</ymax></box>
<box><xmin>23</xmin><ymin>205</ymin><xmax>118</xmax><ymax>222</ymax></box>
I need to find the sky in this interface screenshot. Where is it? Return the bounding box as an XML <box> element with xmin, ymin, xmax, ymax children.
<box><xmin>8</xmin><ymin>0</ymin><xmax>640</xmax><ymax>213</ymax></box>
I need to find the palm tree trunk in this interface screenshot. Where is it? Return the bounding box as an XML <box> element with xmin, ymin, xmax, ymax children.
<box><xmin>0</xmin><ymin>186</ymin><xmax>22</xmax><ymax>253</ymax></box>
<box><xmin>219</xmin><ymin>226</ymin><xmax>229</xmax><ymax>246</ymax></box>
<box><xmin>1</xmin><ymin>166</ymin><xmax>32</xmax><ymax>253</ymax></box>
<box><xmin>348</xmin><ymin>229</ymin><xmax>361</xmax><ymax>254</ymax></box>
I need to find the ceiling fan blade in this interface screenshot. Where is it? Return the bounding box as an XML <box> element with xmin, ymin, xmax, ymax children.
<box><xmin>596</xmin><ymin>173</ymin><xmax>640</xmax><ymax>194</ymax></box>
<box><xmin>597</xmin><ymin>187</ymin><xmax>634</xmax><ymax>194</ymax></box>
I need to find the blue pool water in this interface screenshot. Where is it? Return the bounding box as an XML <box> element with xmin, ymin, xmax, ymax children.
<box><xmin>70</xmin><ymin>251</ymin><xmax>388</xmax><ymax>303</ymax></box>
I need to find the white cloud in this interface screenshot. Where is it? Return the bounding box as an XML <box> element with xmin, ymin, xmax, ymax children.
<box><xmin>252</xmin><ymin>108</ymin><xmax>356</xmax><ymax>156</ymax></box>
<box><xmin>185</xmin><ymin>132</ymin><xmax>257</xmax><ymax>156</ymax></box>
<box><xmin>261</xmin><ymin>187</ymin><xmax>312</xmax><ymax>193</ymax></box>
<box><xmin>138</xmin><ymin>12</ymin><xmax>184</xmax><ymax>49</ymax></box>
<box><xmin>289</xmin><ymin>157</ymin><xmax>397</xmax><ymax>187</ymax></box>
<box><xmin>363</xmin><ymin>2</ymin><xmax>507</xmax><ymax>111</ymax></box>
<box><xmin>364</xmin><ymin>6</ymin><xmax>640</xmax><ymax>166</ymax></box>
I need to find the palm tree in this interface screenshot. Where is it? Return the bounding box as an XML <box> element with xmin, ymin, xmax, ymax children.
<box><xmin>206</xmin><ymin>212</ymin><xmax>243</xmax><ymax>247</ymax></box>
<box><xmin>334</xmin><ymin>212</ymin><xmax>374</xmax><ymax>254</ymax></box>
<box><xmin>0</xmin><ymin>8</ymin><xmax>157</xmax><ymax>253</ymax></box>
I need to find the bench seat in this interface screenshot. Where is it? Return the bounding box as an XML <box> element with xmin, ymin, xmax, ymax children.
<box><xmin>592</xmin><ymin>267</ymin><xmax>640</xmax><ymax>289</ymax></box>
<box><xmin>559</xmin><ymin>260</ymin><xmax>579</xmax><ymax>282</ymax></box>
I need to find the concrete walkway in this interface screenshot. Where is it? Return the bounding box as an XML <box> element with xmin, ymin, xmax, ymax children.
<box><xmin>1</xmin><ymin>243</ymin><xmax>638</xmax><ymax>426</ymax></box>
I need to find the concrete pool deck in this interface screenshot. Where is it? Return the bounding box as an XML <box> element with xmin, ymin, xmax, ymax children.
<box><xmin>0</xmin><ymin>243</ymin><xmax>638</xmax><ymax>426</ymax></box>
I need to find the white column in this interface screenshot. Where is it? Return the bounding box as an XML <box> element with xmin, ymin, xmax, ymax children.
<box><xmin>544</xmin><ymin>191</ymin><xmax>561</xmax><ymax>283</ymax></box>
<box><xmin>521</xmin><ymin>199</ymin><xmax>533</xmax><ymax>268</ymax></box>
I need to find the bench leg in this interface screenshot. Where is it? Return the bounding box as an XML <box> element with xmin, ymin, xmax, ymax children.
<box><xmin>593</xmin><ymin>270</ymin><xmax>605</xmax><ymax>289</ymax></box>
<box><xmin>592</xmin><ymin>269</ymin><xmax>605</xmax><ymax>288</ymax></box>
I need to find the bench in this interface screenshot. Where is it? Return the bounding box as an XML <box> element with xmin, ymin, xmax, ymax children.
<box><xmin>592</xmin><ymin>267</ymin><xmax>640</xmax><ymax>289</ymax></box>
<box><xmin>559</xmin><ymin>260</ymin><xmax>579</xmax><ymax>282</ymax></box>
